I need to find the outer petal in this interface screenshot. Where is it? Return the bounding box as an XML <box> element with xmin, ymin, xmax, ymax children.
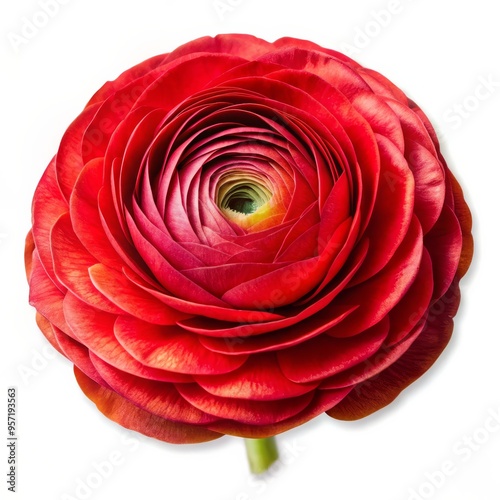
<box><xmin>75</xmin><ymin>368</ymin><xmax>223</xmax><ymax>444</ymax></box>
<box><xmin>327</xmin><ymin>280</ymin><xmax>461</xmax><ymax>420</ymax></box>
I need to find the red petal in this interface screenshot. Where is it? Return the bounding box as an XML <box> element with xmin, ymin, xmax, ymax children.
<box><xmin>51</xmin><ymin>213</ymin><xmax>122</xmax><ymax>314</ymax></box>
<box><xmin>87</xmin><ymin>53</ymin><xmax>168</xmax><ymax>106</ymax></box>
<box><xmin>31</xmin><ymin>158</ymin><xmax>68</xmax><ymax>289</ymax></box>
<box><xmin>164</xmin><ymin>34</ymin><xmax>273</xmax><ymax>62</ymax></box>
<box><xmin>89</xmin><ymin>264</ymin><xmax>190</xmax><ymax>325</ymax></box>
<box><xmin>63</xmin><ymin>293</ymin><xmax>190</xmax><ymax>383</ymax></box>
<box><xmin>424</xmin><ymin>204</ymin><xmax>462</xmax><ymax>301</ymax></box>
<box><xmin>326</xmin><ymin>216</ymin><xmax>423</xmax><ymax>337</ymax></box>
<box><xmin>70</xmin><ymin>157</ymin><xmax>122</xmax><ymax>269</ymax></box>
<box><xmin>326</xmin><ymin>280</ymin><xmax>460</xmax><ymax>420</ymax></box>
<box><xmin>448</xmin><ymin>171</ymin><xmax>473</xmax><ymax>279</ymax></box>
<box><xmin>350</xmin><ymin>133</ymin><xmax>414</xmax><ymax>284</ymax></box>
<box><xmin>176</xmin><ymin>383</ymin><xmax>314</xmax><ymax>425</ymax></box>
<box><xmin>124</xmin><ymin>266</ymin><xmax>284</xmax><ymax>323</ymax></box>
<box><xmin>132</xmin><ymin>54</ymin><xmax>248</xmax><ymax>111</ymax></box>
<box><xmin>385</xmin><ymin>248</ymin><xmax>434</xmax><ymax>345</ymax></box>
<box><xmin>90</xmin><ymin>354</ymin><xmax>218</xmax><ymax>425</ymax></box>
<box><xmin>405</xmin><ymin>140</ymin><xmax>446</xmax><ymax>234</ymax></box>
<box><xmin>207</xmin><ymin>386</ymin><xmax>352</xmax><ymax>438</ymax></box>
<box><xmin>34</xmin><ymin>313</ymin><xmax>64</xmax><ymax>356</ymax></box>
<box><xmin>74</xmin><ymin>368</ymin><xmax>222</xmax><ymax>444</ymax></box>
<box><xmin>278</xmin><ymin>316</ymin><xmax>389</xmax><ymax>384</ymax></box>
<box><xmin>56</xmin><ymin>103</ymin><xmax>101</xmax><ymax>201</ymax></box>
<box><xmin>28</xmin><ymin>250</ymin><xmax>68</xmax><ymax>333</ymax></box>
<box><xmin>50</xmin><ymin>325</ymin><xmax>107</xmax><ymax>386</ymax></box>
<box><xmin>351</xmin><ymin>92</ymin><xmax>405</xmax><ymax>151</ymax></box>
<box><xmin>195</xmin><ymin>353</ymin><xmax>318</xmax><ymax>401</ymax></box>
<box><xmin>256</xmin><ymin>48</ymin><xmax>371</xmax><ymax>99</ymax></box>
<box><xmin>114</xmin><ymin>315</ymin><xmax>248</xmax><ymax>375</ymax></box>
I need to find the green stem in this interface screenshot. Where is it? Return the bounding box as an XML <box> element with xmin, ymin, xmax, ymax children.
<box><xmin>244</xmin><ymin>437</ymin><xmax>279</xmax><ymax>474</ymax></box>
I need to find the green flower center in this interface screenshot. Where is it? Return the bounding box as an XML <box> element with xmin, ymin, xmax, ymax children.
<box><xmin>218</xmin><ymin>178</ymin><xmax>272</xmax><ymax>216</ymax></box>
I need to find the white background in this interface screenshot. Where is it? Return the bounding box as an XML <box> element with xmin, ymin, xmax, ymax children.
<box><xmin>1</xmin><ymin>0</ymin><xmax>499</xmax><ymax>499</ymax></box>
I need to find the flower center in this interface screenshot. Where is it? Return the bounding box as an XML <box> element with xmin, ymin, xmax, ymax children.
<box><xmin>221</xmin><ymin>182</ymin><xmax>271</xmax><ymax>215</ymax></box>
<box><xmin>216</xmin><ymin>173</ymin><xmax>274</xmax><ymax>230</ymax></box>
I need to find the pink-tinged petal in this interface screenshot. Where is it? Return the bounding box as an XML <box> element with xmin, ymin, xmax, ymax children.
<box><xmin>182</xmin><ymin>261</ymin><xmax>290</xmax><ymax>298</ymax></box>
<box><xmin>405</xmin><ymin>140</ymin><xmax>446</xmax><ymax>234</ymax></box>
<box><xmin>386</xmin><ymin>98</ymin><xmax>437</xmax><ymax>154</ymax></box>
<box><xmin>81</xmin><ymin>86</ymin><xmax>159</xmax><ymax>164</ymax></box>
<box><xmin>70</xmin><ymin>157</ymin><xmax>122</xmax><ymax>269</ymax></box>
<box><xmin>90</xmin><ymin>354</ymin><xmax>218</xmax><ymax>425</ymax></box>
<box><xmin>320</xmin><ymin>321</ymin><xmax>425</xmax><ymax>391</ymax></box>
<box><xmin>351</xmin><ymin>92</ymin><xmax>405</xmax><ymax>151</ymax></box>
<box><xmin>74</xmin><ymin>368</ymin><xmax>222</xmax><ymax>444</ymax></box>
<box><xmin>56</xmin><ymin>103</ymin><xmax>101</xmax><ymax>201</ymax></box>
<box><xmin>273</xmin><ymin>37</ymin><xmax>361</xmax><ymax>66</ymax></box>
<box><xmin>258</xmin><ymin>69</ymin><xmax>380</xmax><ymax>236</ymax></box>
<box><xmin>31</xmin><ymin>158</ymin><xmax>68</xmax><ymax>289</ymax></box>
<box><xmin>350</xmin><ymin>133</ymin><xmax>414</xmax><ymax>284</ymax></box>
<box><xmin>278</xmin><ymin>316</ymin><xmax>389</xmax><ymax>384</ymax></box>
<box><xmin>317</xmin><ymin>172</ymin><xmax>352</xmax><ymax>251</ymax></box>
<box><xmin>195</xmin><ymin>353</ymin><xmax>318</xmax><ymax>401</ymax></box>
<box><xmin>98</xmin><ymin>182</ymin><xmax>158</xmax><ymax>288</ymax></box>
<box><xmin>164</xmin><ymin>34</ymin><xmax>273</xmax><ymax>62</ymax></box>
<box><xmin>176</xmin><ymin>383</ymin><xmax>314</xmax><ymax>425</ymax></box>
<box><xmin>125</xmin><ymin>209</ymin><xmax>227</xmax><ymax>307</ymax></box>
<box><xmin>256</xmin><ymin>48</ymin><xmax>371</xmax><ymax>99</ymax></box>
<box><xmin>51</xmin><ymin>213</ymin><xmax>122</xmax><ymax>314</ymax></box>
<box><xmin>221</xmin><ymin>256</ymin><xmax>324</xmax><ymax>309</ymax></box>
<box><xmin>207</xmin><ymin>386</ymin><xmax>352</xmax><ymax>438</ymax></box>
<box><xmin>424</xmin><ymin>204</ymin><xmax>462</xmax><ymax>301</ymax></box>
<box><xmin>63</xmin><ymin>293</ymin><xmax>191</xmax><ymax>383</ymax></box>
<box><xmin>326</xmin><ymin>216</ymin><xmax>423</xmax><ymax>337</ymax></box>
<box><xmin>326</xmin><ymin>280</ymin><xmax>460</xmax><ymax>420</ymax></box>
<box><xmin>219</xmin><ymin>221</ymin><xmax>354</xmax><ymax>308</ymax></box>
<box><xmin>306</xmin><ymin>217</ymin><xmax>358</xmax><ymax>301</ymax></box>
<box><xmin>274</xmin><ymin>202</ymin><xmax>320</xmax><ymax>262</ymax></box>
<box><xmin>114</xmin><ymin>109</ymin><xmax>167</xmax><ymax>223</ymax></box>
<box><xmin>89</xmin><ymin>264</ymin><xmax>190</xmax><ymax>325</ymax></box>
<box><xmin>385</xmin><ymin>248</ymin><xmax>434</xmax><ymax>346</ymax></box>
<box><xmin>198</xmin><ymin>305</ymin><xmax>358</xmax><ymax>355</ymax></box>
<box><xmin>28</xmin><ymin>250</ymin><xmax>68</xmax><ymax>333</ymax></box>
<box><xmin>189</xmin><ymin>240</ymin><xmax>368</xmax><ymax>350</ymax></box>
<box><xmin>124</xmin><ymin>266</ymin><xmax>284</xmax><ymax>323</ymax></box>
<box><xmin>114</xmin><ymin>316</ymin><xmax>247</xmax><ymax>375</ymax></box>
<box><xmin>130</xmin><ymin>198</ymin><xmax>205</xmax><ymax>271</ymax></box>
<box><xmin>358</xmin><ymin>68</ymin><xmax>409</xmax><ymax>104</ymax></box>
<box><xmin>35</xmin><ymin>313</ymin><xmax>64</xmax><ymax>356</ymax></box>
<box><xmin>275</xmin><ymin>224</ymin><xmax>320</xmax><ymax>263</ymax></box>
<box><xmin>448</xmin><ymin>171</ymin><xmax>473</xmax><ymax>279</ymax></box>
<box><xmin>50</xmin><ymin>324</ymin><xmax>108</xmax><ymax>386</ymax></box>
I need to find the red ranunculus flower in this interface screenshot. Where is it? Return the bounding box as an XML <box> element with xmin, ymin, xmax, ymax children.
<box><xmin>25</xmin><ymin>34</ymin><xmax>473</xmax><ymax>444</ymax></box>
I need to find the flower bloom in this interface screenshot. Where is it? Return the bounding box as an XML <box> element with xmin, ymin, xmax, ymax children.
<box><xmin>25</xmin><ymin>34</ymin><xmax>473</xmax><ymax>443</ymax></box>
